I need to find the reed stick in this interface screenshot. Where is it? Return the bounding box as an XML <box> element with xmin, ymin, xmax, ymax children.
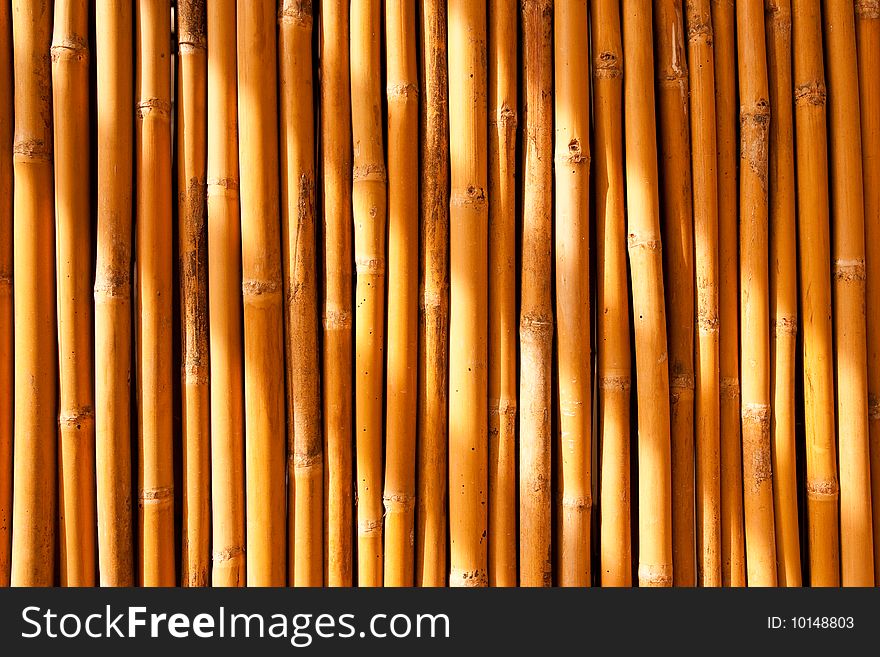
<box><xmin>792</xmin><ymin>0</ymin><xmax>840</xmax><ymax>587</ymax></box>
<box><xmin>823</xmin><ymin>0</ymin><xmax>875</xmax><ymax>586</ymax></box>
<box><xmin>0</xmin><ymin>0</ymin><xmax>11</xmax><ymax>588</ymax></box>
<box><xmin>623</xmin><ymin>0</ymin><xmax>673</xmax><ymax>588</ymax></box>
<box><xmin>417</xmin><ymin>0</ymin><xmax>450</xmax><ymax>588</ymax></box>
<box><xmin>207</xmin><ymin>0</ymin><xmax>245</xmax><ymax>588</ymax></box>
<box><xmin>237</xmin><ymin>0</ymin><xmax>286</xmax><ymax>586</ymax></box>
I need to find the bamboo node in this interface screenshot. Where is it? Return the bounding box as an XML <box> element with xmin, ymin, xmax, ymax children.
<box><xmin>323</xmin><ymin>308</ymin><xmax>352</xmax><ymax>330</ymax></box>
<box><xmin>627</xmin><ymin>234</ymin><xmax>661</xmax><ymax>252</ymax></box>
<box><xmin>686</xmin><ymin>12</ymin><xmax>713</xmax><ymax>45</ymax></box>
<box><xmin>562</xmin><ymin>495</ymin><xmax>592</xmax><ymax>510</ymax></box>
<box><xmin>383</xmin><ymin>493</ymin><xmax>415</xmax><ymax>511</ymax></box>
<box><xmin>564</xmin><ymin>138</ymin><xmax>589</xmax><ymax>165</ymax></box>
<box><xmin>352</xmin><ymin>163</ymin><xmax>387</xmax><ymax>183</ymax></box>
<box><xmin>833</xmin><ymin>259</ymin><xmax>866</xmax><ymax>282</ymax></box>
<box><xmin>59</xmin><ymin>406</ymin><xmax>95</xmax><ymax>429</ymax></box>
<box><xmin>855</xmin><ymin>1</ymin><xmax>880</xmax><ymax>19</ymax></box>
<box><xmin>207</xmin><ymin>177</ymin><xmax>240</xmax><ymax>191</ymax></box>
<box><xmin>355</xmin><ymin>256</ymin><xmax>385</xmax><ymax>276</ymax></box>
<box><xmin>637</xmin><ymin>563</ymin><xmax>673</xmax><ymax>587</ymax></box>
<box><xmin>764</xmin><ymin>1</ymin><xmax>791</xmax><ymax>33</ymax></box>
<box><xmin>772</xmin><ymin>316</ymin><xmax>796</xmax><ymax>336</ymax></box>
<box><xmin>449</xmin><ymin>568</ymin><xmax>488</xmax><ymax>587</ymax></box>
<box><xmin>720</xmin><ymin>377</ymin><xmax>739</xmax><ymax>399</ymax></box>
<box><xmin>697</xmin><ymin>312</ymin><xmax>719</xmax><ymax>332</ymax></box>
<box><xmin>178</xmin><ymin>0</ymin><xmax>207</xmax><ymax>48</ymax></box>
<box><xmin>869</xmin><ymin>395</ymin><xmax>880</xmax><ymax>420</ymax></box>
<box><xmin>740</xmin><ymin>100</ymin><xmax>770</xmax><ymax>189</ymax></box>
<box><xmin>278</xmin><ymin>0</ymin><xmax>314</xmax><ymax>27</ymax></box>
<box><xmin>139</xmin><ymin>486</ymin><xmax>174</xmax><ymax>502</ymax></box>
<box><xmin>794</xmin><ymin>82</ymin><xmax>826</xmax><ymax>107</ymax></box>
<box><xmin>50</xmin><ymin>38</ymin><xmax>89</xmax><ymax>63</ymax></box>
<box><xmin>136</xmin><ymin>98</ymin><xmax>172</xmax><ymax>119</ymax></box>
<box><xmin>742</xmin><ymin>403</ymin><xmax>772</xmax><ymax>490</ymax></box>
<box><xmin>599</xmin><ymin>375</ymin><xmax>631</xmax><ymax>391</ymax></box>
<box><xmin>387</xmin><ymin>83</ymin><xmax>419</xmax><ymax>101</ymax></box>
<box><xmin>489</xmin><ymin>397</ymin><xmax>518</xmax><ymax>415</ymax></box>
<box><xmin>13</xmin><ymin>138</ymin><xmax>52</xmax><ymax>161</ymax></box>
<box><xmin>806</xmin><ymin>478</ymin><xmax>838</xmax><ymax>498</ymax></box>
<box><xmin>213</xmin><ymin>545</ymin><xmax>245</xmax><ymax>563</ymax></box>
<box><xmin>290</xmin><ymin>450</ymin><xmax>323</xmax><ymax>469</ymax></box>
<box><xmin>242</xmin><ymin>278</ymin><xmax>281</xmax><ymax>296</ymax></box>
<box><xmin>520</xmin><ymin>312</ymin><xmax>553</xmax><ymax>337</ymax></box>
<box><xmin>671</xmin><ymin>374</ymin><xmax>695</xmax><ymax>391</ymax></box>
<box><xmin>94</xmin><ymin>269</ymin><xmax>131</xmax><ymax>299</ymax></box>
<box><xmin>0</xmin><ymin>272</ymin><xmax>11</xmax><ymax>289</ymax></box>
<box><xmin>357</xmin><ymin>519</ymin><xmax>383</xmax><ymax>537</ymax></box>
<box><xmin>492</xmin><ymin>103</ymin><xmax>518</xmax><ymax>129</ymax></box>
<box><xmin>450</xmin><ymin>186</ymin><xmax>487</xmax><ymax>210</ymax></box>
<box><xmin>594</xmin><ymin>51</ymin><xmax>622</xmax><ymax>79</ymax></box>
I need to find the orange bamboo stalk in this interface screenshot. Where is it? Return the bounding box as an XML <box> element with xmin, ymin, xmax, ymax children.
<box><xmin>823</xmin><ymin>0</ymin><xmax>875</xmax><ymax>586</ymax></box>
<box><xmin>279</xmin><ymin>0</ymin><xmax>323</xmax><ymax>587</ymax></box>
<box><xmin>135</xmin><ymin>0</ymin><xmax>175</xmax><ymax>586</ymax></box>
<box><xmin>350</xmin><ymin>0</ymin><xmax>386</xmax><ymax>587</ymax></box>
<box><xmin>487</xmin><ymin>0</ymin><xmax>517</xmax><ymax>588</ymax></box>
<box><xmin>592</xmin><ymin>0</ymin><xmax>631</xmax><ymax>588</ymax></box>
<box><xmin>792</xmin><ymin>0</ymin><xmax>840</xmax><ymax>587</ymax></box>
<box><xmin>383</xmin><ymin>0</ymin><xmax>419</xmax><ymax>587</ymax></box>
<box><xmin>857</xmin><ymin>0</ymin><xmax>880</xmax><ymax>586</ymax></box>
<box><xmin>416</xmin><ymin>0</ymin><xmax>449</xmax><ymax>588</ymax></box>
<box><xmin>654</xmin><ymin>0</ymin><xmax>696</xmax><ymax>587</ymax></box>
<box><xmin>622</xmin><ymin>0</ymin><xmax>673</xmax><ymax>588</ymax></box>
<box><xmin>685</xmin><ymin>0</ymin><xmax>721</xmax><ymax>588</ymax></box>
<box><xmin>554</xmin><ymin>0</ymin><xmax>591</xmax><ymax>587</ymax></box>
<box><xmin>207</xmin><ymin>0</ymin><xmax>245</xmax><ymax>588</ymax></box>
<box><xmin>237</xmin><ymin>0</ymin><xmax>286</xmax><ymax>586</ymax></box>
<box><xmin>765</xmin><ymin>0</ymin><xmax>801</xmax><ymax>587</ymax></box>
<box><xmin>11</xmin><ymin>0</ymin><xmax>57</xmax><ymax>587</ymax></box>
<box><xmin>95</xmin><ymin>0</ymin><xmax>134</xmax><ymax>587</ymax></box>
<box><xmin>712</xmin><ymin>0</ymin><xmax>746</xmax><ymax>587</ymax></box>
<box><xmin>449</xmin><ymin>0</ymin><xmax>489</xmax><ymax>588</ymax></box>
<box><xmin>177</xmin><ymin>0</ymin><xmax>210</xmax><ymax>588</ymax></box>
<box><xmin>319</xmin><ymin>0</ymin><xmax>353</xmax><ymax>587</ymax></box>
<box><xmin>0</xmin><ymin>0</ymin><xmax>13</xmax><ymax>588</ymax></box>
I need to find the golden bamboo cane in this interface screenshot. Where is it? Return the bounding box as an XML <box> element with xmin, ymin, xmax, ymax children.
<box><xmin>95</xmin><ymin>0</ymin><xmax>134</xmax><ymax>587</ymax></box>
<box><xmin>320</xmin><ymin>0</ymin><xmax>353</xmax><ymax>587</ymax></box>
<box><xmin>765</xmin><ymin>0</ymin><xmax>801</xmax><ymax>587</ymax></box>
<box><xmin>11</xmin><ymin>0</ymin><xmax>57</xmax><ymax>587</ymax></box>
<box><xmin>623</xmin><ymin>0</ymin><xmax>673</xmax><ymax>588</ymax></box>
<box><xmin>823</xmin><ymin>0</ymin><xmax>875</xmax><ymax>585</ymax></box>
<box><xmin>279</xmin><ymin>0</ymin><xmax>323</xmax><ymax>587</ymax></box>
<box><xmin>207</xmin><ymin>0</ymin><xmax>245</xmax><ymax>588</ymax></box>
<box><xmin>417</xmin><ymin>0</ymin><xmax>450</xmax><ymax>588</ymax></box>
<box><xmin>449</xmin><ymin>0</ymin><xmax>489</xmax><ymax>588</ymax></box>
<box><xmin>792</xmin><ymin>0</ymin><xmax>840</xmax><ymax>587</ymax></box>
<box><xmin>0</xmin><ymin>0</ymin><xmax>10</xmax><ymax>588</ymax></box>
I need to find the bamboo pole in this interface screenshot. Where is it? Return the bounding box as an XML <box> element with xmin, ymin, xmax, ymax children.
<box><xmin>684</xmin><ymin>0</ymin><xmax>721</xmax><ymax>588</ymax></box>
<box><xmin>350</xmin><ymin>0</ymin><xmax>386</xmax><ymax>587</ymax></box>
<box><xmin>177</xmin><ymin>0</ymin><xmax>210</xmax><ymax>588</ymax></box>
<box><xmin>52</xmin><ymin>0</ymin><xmax>95</xmax><ymax>588</ymax></box>
<box><xmin>383</xmin><ymin>0</ymin><xmax>419</xmax><ymax>588</ymax></box>
<box><xmin>554</xmin><ymin>0</ymin><xmax>591</xmax><ymax>587</ymax></box>
<box><xmin>417</xmin><ymin>0</ymin><xmax>450</xmax><ymax>588</ymax></box>
<box><xmin>0</xmin><ymin>0</ymin><xmax>11</xmax><ymax>588</ymax></box>
<box><xmin>520</xmin><ymin>0</ymin><xmax>553</xmax><ymax>588</ymax></box>
<box><xmin>237</xmin><ymin>0</ymin><xmax>286</xmax><ymax>586</ymax></box>
<box><xmin>207</xmin><ymin>0</ymin><xmax>245</xmax><ymax>588</ymax></box>
<box><xmin>765</xmin><ymin>0</ymin><xmax>801</xmax><ymax>587</ymax></box>
<box><xmin>622</xmin><ymin>0</ymin><xmax>673</xmax><ymax>588</ymax></box>
<box><xmin>279</xmin><ymin>0</ymin><xmax>322</xmax><ymax>587</ymax></box>
<box><xmin>95</xmin><ymin>0</ymin><xmax>134</xmax><ymax>587</ymax></box>
<box><xmin>592</xmin><ymin>0</ymin><xmax>631</xmax><ymax>588</ymax></box>
<box><xmin>792</xmin><ymin>0</ymin><xmax>840</xmax><ymax>587</ymax></box>
<box><xmin>449</xmin><ymin>0</ymin><xmax>489</xmax><ymax>588</ymax></box>
<box><xmin>712</xmin><ymin>0</ymin><xmax>745</xmax><ymax>587</ymax></box>
<box><xmin>10</xmin><ymin>0</ymin><xmax>57</xmax><ymax>587</ymax></box>
<box><xmin>654</xmin><ymin>0</ymin><xmax>695</xmax><ymax>587</ymax></box>
<box><xmin>487</xmin><ymin>0</ymin><xmax>517</xmax><ymax>588</ymax></box>
<box><xmin>857</xmin><ymin>0</ymin><xmax>880</xmax><ymax>586</ymax></box>
<box><xmin>136</xmin><ymin>0</ymin><xmax>175</xmax><ymax>586</ymax></box>
<box><xmin>319</xmin><ymin>0</ymin><xmax>353</xmax><ymax>587</ymax></box>
<box><xmin>823</xmin><ymin>0</ymin><xmax>875</xmax><ymax>586</ymax></box>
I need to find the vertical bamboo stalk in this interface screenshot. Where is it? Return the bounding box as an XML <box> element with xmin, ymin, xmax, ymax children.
<box><xmin>520</xmin><ymin>0</ymin><xmax>553</xmax><ymax>588</ymax></box>
<box><xmin>320</xmin><ymin>0</ymin><xmax>353</xmax><ymax>587</ymax></box>
<box><xmin>857</xmin><ymin>0</ymin><xmax>880</xmax><ymax>586</ymax></box>
<box><xmin>207</xmin><ymin>0</ymin><xmax>245</xmax><ymax>588</ymax></box>
<box><xmin>685</xmin><ymin>0</ymin><xmax>721</xmax><ymax>588</ymax></box>
<box><xmin>95</xmin><ymin>0</ymin><xmax>134</xmax><ymax>587</ymax></box>
<box><xmin>765</xmin><ymin>0</ymin><xmax>801</xmax><ymax>587</ymax></box>
<box><xmin>792</xmin><ymin>0</ymin><xmax>840</xmax><ymax>587</ymax></box>
<box><xmin>136</xmin><ymin>0</ymin><xmax>175</xmax><ymax>586</ymax></box>
<box><xmin>487</xmin><ymin>0</ymin><xmax>517</xmax><ymax>588</ymax></box>
<box><xmin>177</xmin><ymin>0</ymin><xmax>210</xmax><ymax>588</ymax></box>
<box><xmin>823</xmin><ymin>0</ymin><xmax>875</xmax><ymax>586</ymax></box>
<box><xmin>0</xmin><ymin>0</ymin><xmax>11</xmax><ymax>588</ymax></box>
<box><xmin>654</xmin><ymin>0</ymin><xmax>695</xmax><ymax>587</ymax></box>
<box><xmin>417</xmin><ymin>0</ymin><xmax>449</xmax><ymax>588</ymax></box>
<box><xmin>11</xmin><ymin>0</ymin><xmax>57</xmax><ymax>587</ymax></box>
<box><xmin>237</xmin><ymin>0</ymin><xmax>286</xmax><ymax>586</ymax></box>
<box><xmin>350</xmin><ymin>0</ymin><xmax>386</xmax><ymax>587</ymax></box>
<box><xmin>592</xmin><ymin>0</ymin><xmax>631</xmax><ymax>588</ymax></box>
<box><xmin>449</xmin><ymin>0</ymin><xmax>489</xmax><ymax>588</ymax></box>
<box><xmin>52</xmin><ymin>0</ymin><xmax>95</xmax><ymax>588</ymax></box>
<box><xmin>554</xmin><ymin>0</ymin><xmax>591</xmax><ymax>587</ymax></box>
<box><xmin>712</xmin><ymin>0</ymin><xmax>746</xmax><ymax>587</ymax></box>
<box><xmin>279</xmin><ymin>0</ymin><xmax>323</xmax><ymax>587</ymax></box>
<box><xmin>383</xmin><ymin>0</ymin><xmax>419</xmax><ymax>587</ymax></box>
<box><xmin>622</xmin><ymin>0</ymin><xmax>673</xmax><ymax>588</ymax></box>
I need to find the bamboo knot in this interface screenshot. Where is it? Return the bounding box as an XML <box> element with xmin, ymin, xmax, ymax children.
<box><xmin>0</xmin><ymin>273</ymin><xmax>11</xmax><ymax>289</ymax></box>
<box><xmin>869</xmin><ymin>395</ymin><xmax>880</xmax><ymax>420</ymax></box>
<box><xmin>562</xmin><ymin>495</ymin><xmax>592</xmax><ymax>510</ymax></box>
<box><xmin>527</xmin><ymin>472</ymin><xmax>551</xmax><ymax>493</ymax></box>
<box><xmin>686</xmin><ymin>14</ymin><xmax>713</xmax><ymax>45</ymax></box>
<box><xmin>383</xmin><ymin>493</ymin><xmax>415</xmax><ymax>511</ymax></box>
<box><xmin>742</xmin><ymin>403</ymin><xmax>771</xmax><ymax>490</ymax></box>
<box><xmin>565</xmin><ymin>138</ymin><xmax>588</xmax><ymax>165</ymax></box>
<box><xmin>773</xmin><ymin>316</ymin><xmax>797</xmax><ymax>336</ymax></box>
<box><xmin>698</xmin><ymin>312</ymin><xmax>719</xmax><ymax>332</ymax></box>
<box><xmin>638</xmin><ymin>564</ymin><xmax>672</xmax><ymax>587</ymax></box>
<box><xmin>387</xmin><ymin>83</ymin><xmax>419</xmax><ymax>101</ymax></box>
<box><xmin>599</xmin><ymin>375</ymin><xmax>631</xmax><ymax>391</ymax></box>
<box><xmin>856</xmin><ymin>1</ymin><xmax>880</xmax><ymax>19</ymax></box>
<box><xmin>207</xmin><ymin>177</ymin><xmax>240</xmax><ymax>191</ymax></box>
<box><xmin>720</xmin><ymin>377</ymin><xmax>739</xmax><ymax>399</ymax></box>
<box><xmin>794</xmin><ymin>82</ymin><xmax>826</xmax><ymax>107</ymax></box>
<box><xmin>139</xmin><ymin>486</ymin><xmax>174</xmax><ymax>502</ymax></box>
<box><xmin>494</xmin><ymin>103</ymin><xmax>517</xmax><ymax>129</ymax></box>
<box><xmin>13</xmin><ymin>138</ymin><xmax>52</xmax><ymax>161</ymax></box>
<box><xmin>352</xmin><ymin>163</ymin><xmax>387</xmax><ymax>183</ymax></box>
<box><xmin>450</xmin><ymin>186</ymin><xmax>487</xmax><ymax>210</ymax></box>
<box><xmin>520</xmin><ymin>312</ymin><xmax>553</xmax><ymax>337</ymax></box>
<box><xmin>94</xmin><ymin>270</ymin><xmax>131</xmax><ymax>299</ymax></box>
<box><xmin>290</xmin><ymin>451</ymin><xmax>323</xmax><ymax>469</ymax></box>
<box><xmin>594</xmin><ymin>51</ymin><xmax>622</xmax><ymax>79</ymax></box>
<box><xmin>136</xmin><ymin>98</ymin><xmax>172</xmax><ymax>119</ymax></box>
<box><xmin>59</xmin><ymin>406</ymin><xmax>95</xmax><ymax>429</ymax></box>
<box><xmin>242</xmin><ymin>278</ymin><xmax>280</xmax><ymax>296</ymax></box>
<box><xmin>183</xmin><ymin>360</ymin><xmax>208</xmax><ymax>385</ymax></box>
<box><xmin>278</xmin><ymin>0</ymin><xmax>313</xmax><ymax>27</ymax></box>
<box><xmin>323</xmin><ymin>308</ymin><xmax>352</xmax><ymax>330</ymax></box>
<box><xmin>740</xmin><ymin>100</ymin><xmax>770</xmax><ymax>187</ymax></box>
<box><xmin>449</xmin><ymin>568</ymin><xmax>488</xmax><ymax>587</ymax></box>
<box><xmin>51</xmin><ymin>38</ymin><xmax>89</xmax><ymax>63</ymax></box>
<box><xmin>357</xmin><ymin>519</ymin><xmax>383</xmax><ymax>537</ymax></box>
<box><xmin>833</xmin><ymin>259</ymin><xmax>866</xmax><ymax>282</ymax></box>
<box><xmin>213</xmin><ymin>545</ymin><xmax>245</xmax><ymax>563</ymax></box>
<box><xmin>420</xmin><ymin>289</ymin><xmax>446</xmax><ymax>314</ymax></box>
<box><xmin>355</xmin><ymin>256</ymin><xmax>385</xmax><ymax>276</ymax></box>
<box><xmin>671</xmin><ymin>374</ymin><xmax>695</xmax><ymax>391</ymax></box>
<box><xmin>627</xmin><ymin>235</ymin><xmax>661</xmax><ymax>252</ymax></box>
<box><xmin>489</xmin><ymin>397</ymin><xmax>518</xmax><ymax>417</ymax></box>
<box><xmin>764</xmin><ymin>2</ymin><xmax>791</xmax><ymax>32</ymax></box>
<box><xmin>178</xmin><ymin>0</ymin><xmax>208</xmax><ymax>45</ymax></box>
<box><xmin>806</xmin><ymin>478</ymin><xmax>838</xmax><ymax>498</ymax></box>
